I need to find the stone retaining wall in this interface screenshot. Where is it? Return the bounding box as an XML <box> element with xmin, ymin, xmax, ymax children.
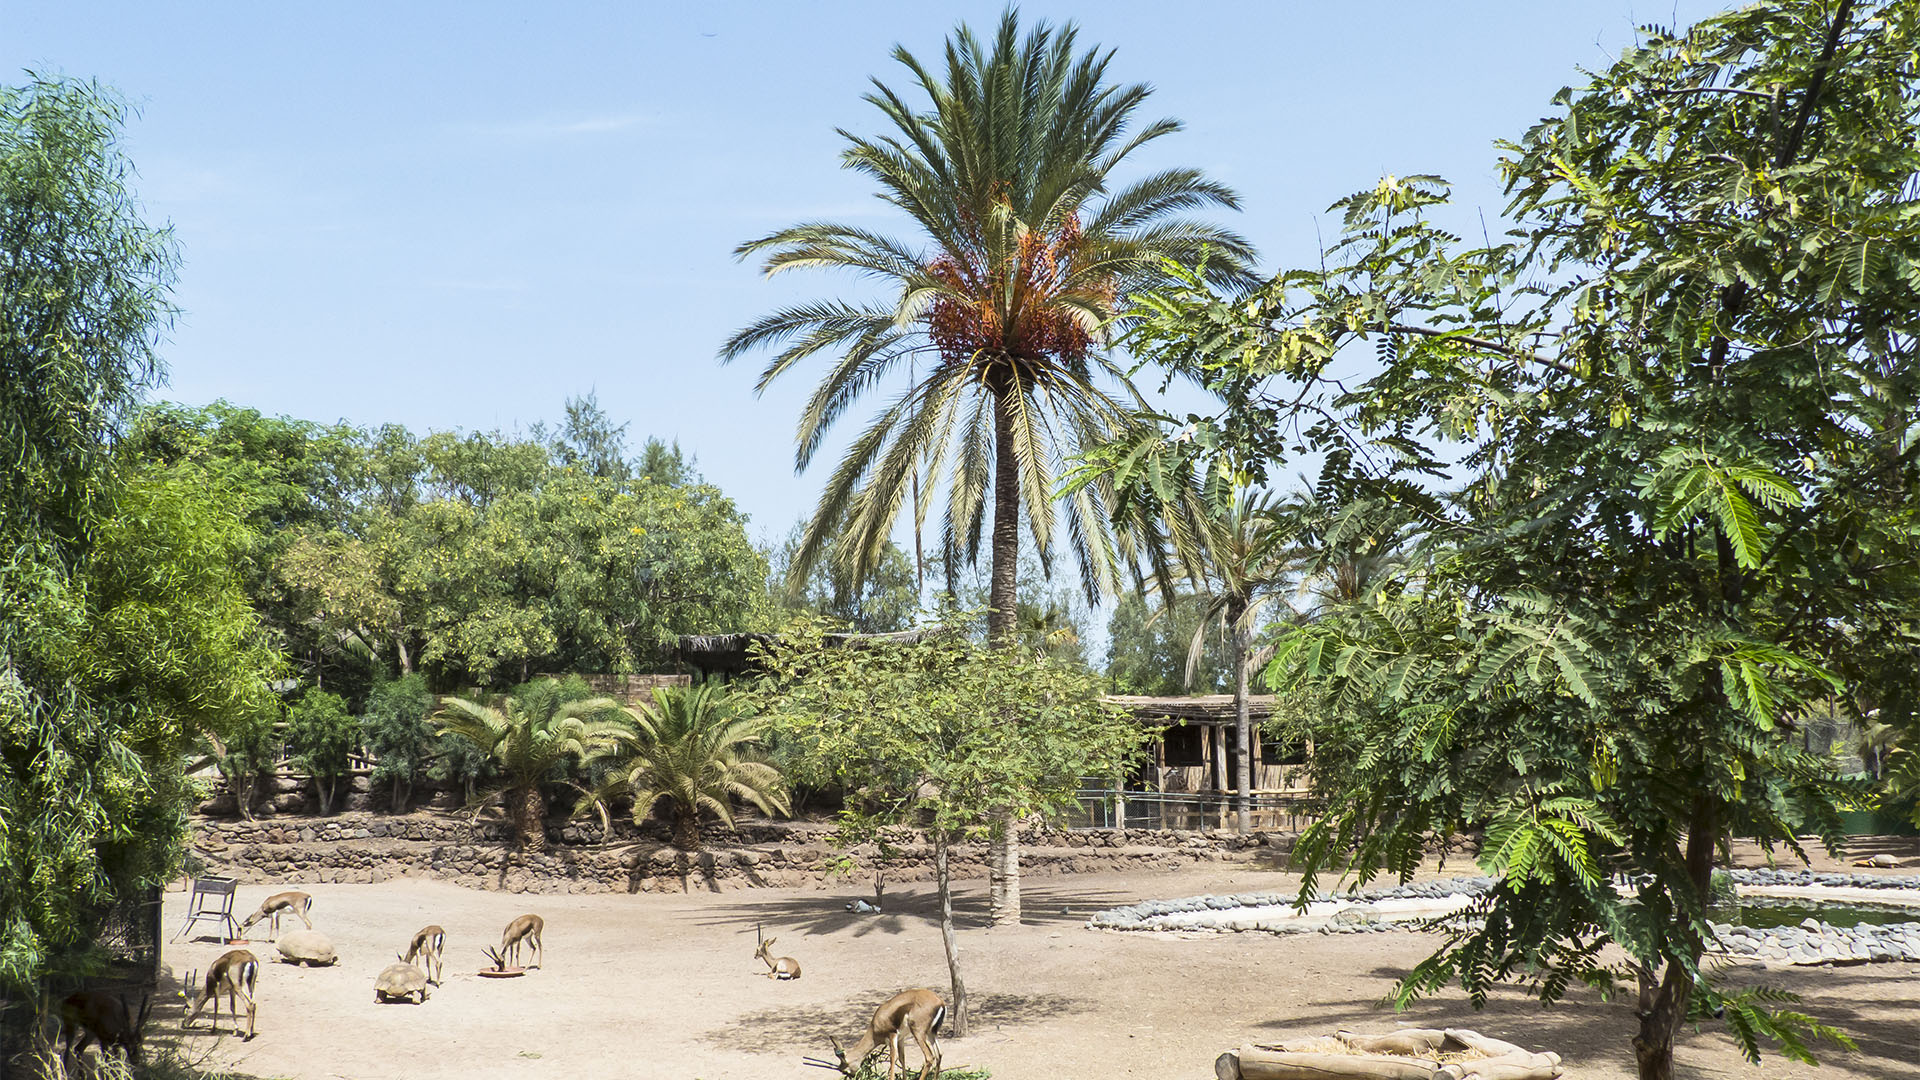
<box><xmin>188</xmin><ymin>812</ymin><xmax>1273</xmax><ymax>895</ymax></box>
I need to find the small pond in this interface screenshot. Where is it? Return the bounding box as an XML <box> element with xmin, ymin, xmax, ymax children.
<box><xmin>1717</xmin><ymin>900</ymin><xmax>1920</xmax><ymax>929</ymax></box>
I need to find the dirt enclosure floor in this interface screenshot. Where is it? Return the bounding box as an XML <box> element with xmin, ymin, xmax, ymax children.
<box><xmin>156</xmin><ymin>858</ymin><xmax>1920</xmax><ymax>1080</ymax></box>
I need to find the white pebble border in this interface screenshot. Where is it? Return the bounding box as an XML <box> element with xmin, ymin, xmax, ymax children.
<box><xmin>1090</xmin><ymin>870</ymin><xmax>1920</xmax><ymax>964</ymax></box>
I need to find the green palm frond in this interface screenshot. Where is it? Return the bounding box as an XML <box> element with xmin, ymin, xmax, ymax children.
<box><xmin>722</xmin><ymin>10</ymin><xmax>1256</xmax><ymax>603</ymax></box>
<box><xmin>581</xmin><ymin>685</ymin><xmax>790</xmax><ymax>847</ymax></box>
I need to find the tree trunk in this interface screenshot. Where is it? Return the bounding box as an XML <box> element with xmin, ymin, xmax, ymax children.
<box><xmin>394</xmin><ymin>632</ymin><xmax>412</xmax><ymax>676</ymax></box>
<box><xmin>235</xmin><ymin>772</ymin><xmax>256</xmax><ymax>821</ymax></box>
<box><xmin>314</xmin><ymin>776</ymin><xmax>334</xmax><ymax>816</ymax></box>
<box><xmin>1632</xmin><ymin>797</ymin><xmax>1717</xmax><ymax>1080</ymax></box>
<box><xmin>986</xmin><ymin>379</ymin><xmax>1025</xmax><ymax>924</ymax></box>
<box><xmin>1231</xmin><ymin>599</ymin><xmax>1253</xmax><ymax>834</ymax></box>
<box><xmin>986</xmin><ymin>379</ymin><xmax>1021</xmax><ymax>645</ymax></box>
<box><xmin>392</xmin><ymin>773</ymin><xmax>410</xmax><ymax>814</ymax></box>
<box><xmin>672</xmin><ymin>808</ymin><xmax>702</xmax><ymax>851</ymax></box>
<box><xmin>988</xmin><ymin>812</ymin><xmax>1022</xmax><ymax>926</ymax></box>
<box><xmin>513</xmin><ymin>785</ymin><xmax>547</xmax><ymax>852</ymax></box>
<box><xmin>935</xmin><ymin>828</ymin><xmax>969</xmax><ymax>1037</ymax></box>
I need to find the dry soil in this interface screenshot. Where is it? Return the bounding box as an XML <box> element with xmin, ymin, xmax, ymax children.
<box><xmin>155</xmin><ymin>848</ymin><xmax>1920</xmax><ymax>1080</ymax></box>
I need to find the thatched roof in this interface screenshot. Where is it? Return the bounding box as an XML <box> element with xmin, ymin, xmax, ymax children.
<box><xmin>1103</xmin><ymin>694</ymin><xmax>1277</xmax><ymax>725</ymax></box>
<box><xmin>675</xmin><ymin>629</ymin><xmax>939</xmax><ymax>675</ymax></box>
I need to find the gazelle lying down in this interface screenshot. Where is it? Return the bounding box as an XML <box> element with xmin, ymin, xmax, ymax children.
<box><xmin>754</xmin><ymin>930</ymin><xmax>801</xmax><ymax>980</ymax></box>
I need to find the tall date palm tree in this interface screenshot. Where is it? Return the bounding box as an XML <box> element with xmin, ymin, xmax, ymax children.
<box><xmin>723</xmin><ymin>9</ymin><xmax>1254</xmax><ymax>926</ymax></box>
<box><xmin>722</xmin><ymin>10</ymin><xmax>1255</xmax><ymax>645</ymax></box>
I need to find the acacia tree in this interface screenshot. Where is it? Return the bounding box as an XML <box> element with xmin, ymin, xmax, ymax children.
<box><xmin>1083</xmin><ymin>4</ymin><xmax>1917</xmax><ymax>1077</ymax></box>
<box><xmin>723</xmin><ymin>9</ymin><xmax>1253</xmax><ymax>924</ymax></box>
<box><xmin>749</xmin><ymin>619</ymin><xmax>1146</xmax><ymax>1036</ymax></box>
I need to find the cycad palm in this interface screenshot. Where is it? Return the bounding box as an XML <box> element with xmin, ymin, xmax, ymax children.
<box><xmin>586</xmin><ymin>685</ymin><xmax>789</xmax><ymax>851</ymax></box>
<box><xmin>721</xmin><ymin>10</ymin><xmax>1256</xmax><ymax>644</ymax></box>
<box><xmin>434</xmin><ymin>689</ymin><xmax>623</xmax><ymax>852</ymax></box>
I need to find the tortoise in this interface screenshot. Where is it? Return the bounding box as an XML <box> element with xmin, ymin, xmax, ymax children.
<box><xmin>373</xmin><ymin>961</ymin><xmax>431</xmax><ymax>1004</ymax></box>
<box><xmin>275</xmin><ymin>930</ymin><xmax>337</xmax><ymax>967</ymax></box>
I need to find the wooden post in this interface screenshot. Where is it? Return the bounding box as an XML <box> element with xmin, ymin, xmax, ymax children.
<box><xmin>1113</xmin><ymin>775</ymin><xmax>1126</xmax><ymax>832</ymax></box>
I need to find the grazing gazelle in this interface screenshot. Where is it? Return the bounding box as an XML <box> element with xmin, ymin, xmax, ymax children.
<box><xmin>492</xmin><ymin>913</ymin><xmax>542</xmax><ymax>970</ymax></box>
<box><xmin>183</xmin><ymin>949</ymin><xmax>260</xmax><ymax>1040</ymax></box>
<box><xmin>237</xmin><ymin>890</ymin><xmax>314</xmax><ymax>939</ymax></box>
<box><xmin>404</xmin><ymin>924</ymin><xmax>445</xmax><ymax>985</ymax></box>
<box><xmin>753</xmin><ymin>925</ymin><xmax>801</xmax><ymax>980</ymax></box>
<box><xmin>57</xmin><ymin>989</ymin><xmax>152</xmax><ymax>1068</ymax></box>
<box><xmin>824</xmin><ymin>988</ymin><xmax>945</xmax><ymax>1080</ymax></box>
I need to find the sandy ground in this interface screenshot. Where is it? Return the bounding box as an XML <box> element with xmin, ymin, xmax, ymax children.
<box><xmin>152</xmin><ymin>851</ymin><xmax>1920</xmax><ymax>1080</ymax></box>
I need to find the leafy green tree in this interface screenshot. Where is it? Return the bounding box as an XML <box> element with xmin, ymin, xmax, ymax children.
<box><xmin>749</xmin><ymin>619</ymin><xmax>1147</xmax><ymax>1035</ymax></box>
<box><xmin>285</xmin><ymin>688</ymin><xmax>357</xmax><ymax>815</ymax></box>
<box><xmin>768</xmin><ymin>521</ymin><xmax>920</xmax><ymax>633</ymax></box>
<box><xmin>434</xmin><ymin>681</ymin><xmax>623</xmax><ymax>851</ymax></box>
<box><xmin>583</xmin><ymin>684</ymin><xmax>789</xmax><ymax>850</ymax></box>
<box><xmin>635</xmin><ymin>437</ymin><xmax>694</xmax><ymax>486</ymax></box>
<box><xmin>2</xmin><ymin>76</ymin><xmax>277</xmax><ymax>1000</ymax></box>
<box><xmin>1104</xmin><ymin>591</ymin><xmax>1228</xmax><ymax>695</ymax></box>
<box><xmin>1088</xmin><ymin>4</ymin><xmax>1914</xmax><ymax>1076</ymax></box>
<box><xmin>541</xmin><ymin>391</ymin><xmax>632</xmax><ymax>480</ymax></box>
<box><xmin>361</xmin><ymin>674</ymin><xmax>436</xmax><ymax>812</ymax></box>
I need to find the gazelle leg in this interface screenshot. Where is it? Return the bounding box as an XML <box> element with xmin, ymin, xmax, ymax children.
<box><xmin>297</xmin><ymin>904</ymin><xmax>313</xmax><ymax>930</ymax></box>
<box><xmin>913</xmin><ymin>1025</ymin><xmax>939</xmax><ymax>1080</ymax></box>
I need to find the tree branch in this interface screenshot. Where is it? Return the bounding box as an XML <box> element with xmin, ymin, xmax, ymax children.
<box><xmin>1653</xmin><ymin>86</ymin><xmax>1776</xmax><ymax>101</ymax></box>
<box><xmin>1386</xmin><ymin>323</ymin><xmax>1581</xmax><ymax>377</ymax></box>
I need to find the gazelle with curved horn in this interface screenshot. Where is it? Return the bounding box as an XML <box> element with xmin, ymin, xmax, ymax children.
<box><xmin>237</xmin><ymin>891</ymin><xmax>313</xmax><ymax>939</ymax></box>
<box><xmin>754</xmin><ymin>924</ymin><xmax>801</xmax><ymax>980</ymax></box>
<box><xmin>405</xmin><ymin>924</ymin><xmax>446</xmax><ymax>985</ymax></box>
<box><xmin>816</xmin><ymin>988</ymin><xmax>944</xmax><ymax>1080</ymax></box>
<box><xmin>183</xmin><ymin>949</ymin><xmax>260</xmax><ymax>1040</ymax></box>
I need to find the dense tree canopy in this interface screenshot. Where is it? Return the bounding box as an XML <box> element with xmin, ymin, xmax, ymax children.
<box><xmin>132</xmin><ymin>398</ymin><xmax>774</xmax><ymax>691</ymax></box>
<box><xmin>1</xmin><ymin>77</ymin><xmax>277</xmax><ymax>996</ymax></box>
<box><xmin>1083</xmin><ymin>3</ymin><xmax>1919</xmax><ymax>1077</ymax></box>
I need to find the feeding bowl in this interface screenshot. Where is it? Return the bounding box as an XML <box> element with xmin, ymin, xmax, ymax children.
<box><xmin>477</xmin><ymin>967</ymin><xmax>526</xmax><ymax>978</ymax></box>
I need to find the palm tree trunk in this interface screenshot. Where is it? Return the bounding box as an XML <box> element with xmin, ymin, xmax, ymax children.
<box><xmin>513</xmin><ymin>785</ymin><xmax>547</xmax><ymax>852</ymax></box>
<box><xmin>673</xmin><ymin>809</ymin><xmax>702</xmax><ymax>851</ymax></box>
<box><xmin>1230</xmin><ymin>597</ymin><xmax>1252</xmax><ymax>834</ymax></box>
<box><xmin>987</xmin><ymin>381</ymin><xmax>1021</xmax><ymax>645</ymax></box>
<box><xmin>934</xmin><ymin>828</ymin><xmax>969</xmax><ymax>1037</ymax></box>
<box><xmin>987</xmin><ymin>379</ymin><xmax>1025</xmax><ymax>925</ymax></box>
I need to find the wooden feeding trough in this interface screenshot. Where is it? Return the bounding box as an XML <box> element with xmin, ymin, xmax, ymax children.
<box><xmin>1215</xmin><ymin>1030</ymin><xmax>1563</xmax><ymax>1080</ymax></box>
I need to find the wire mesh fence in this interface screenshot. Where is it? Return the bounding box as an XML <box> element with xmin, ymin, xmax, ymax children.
<box><xmin>0</xmin><ymin>884</ymin><xmax>163</xmax><ymax>1069</ymax></box>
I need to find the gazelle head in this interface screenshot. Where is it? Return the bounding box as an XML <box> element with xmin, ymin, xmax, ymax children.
<box><xmin>482</xmin><ymin>945</ymin><xmax>508</xmax><ymax>971</ymax></box>
<box><xmin>754</xmin><ymin>935</ymin><xmax>777</xmax><ymax>960</ymax></box>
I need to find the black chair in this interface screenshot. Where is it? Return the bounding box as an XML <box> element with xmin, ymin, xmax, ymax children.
<box><xmin>171</xmin><ymin>877</ymin><xmax>240</xmax><ymax>943</ymax></box>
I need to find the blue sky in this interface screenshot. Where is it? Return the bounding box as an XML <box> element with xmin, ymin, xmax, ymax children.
<box><xmin>6</xmin><ymin>1</ymin><xmax>1722</xmax><ymax>551</ymax></box>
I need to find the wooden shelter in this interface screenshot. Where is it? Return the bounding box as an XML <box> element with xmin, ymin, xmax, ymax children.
<box><xmin>1104</xmin><ymin>694</ymin><xmax>1311</xmax><ymax>829</ymax></box>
